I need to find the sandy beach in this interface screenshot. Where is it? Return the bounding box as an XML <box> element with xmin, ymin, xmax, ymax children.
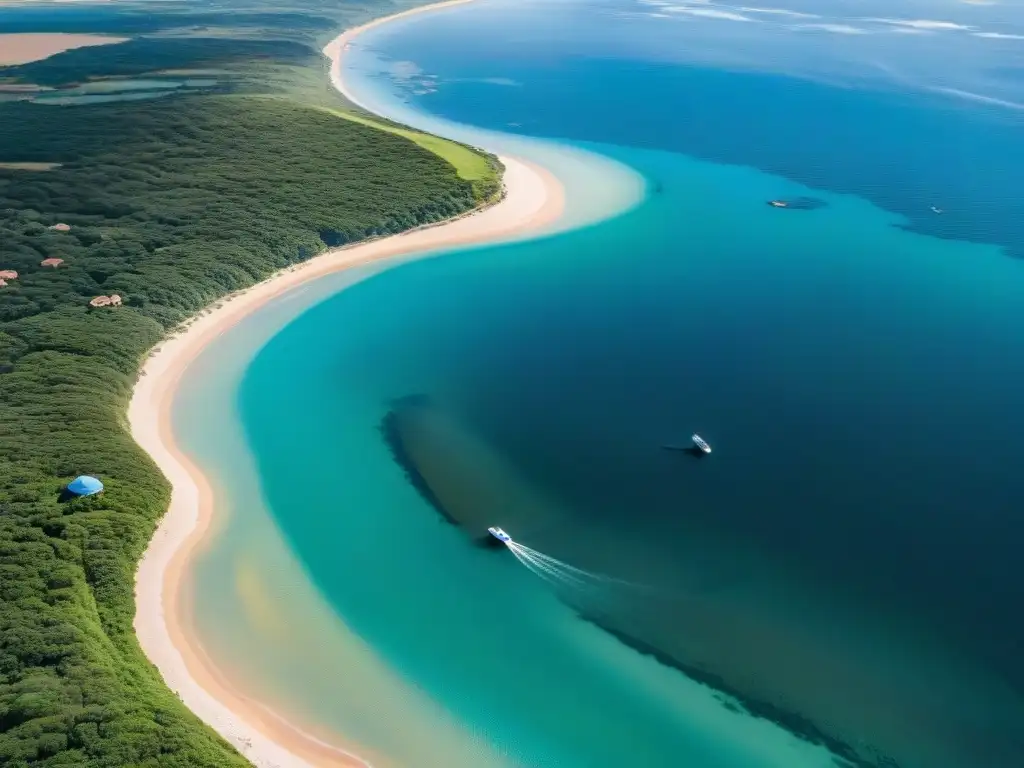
<box><xmin>130</xmin><ymin>4</ymin><xmax>562</xmax><ymax>767</ymax></box>
<box><xmin>0</xmin><ymin>33</ymin><xmax>127</xmax><ymax>65</ymax></box>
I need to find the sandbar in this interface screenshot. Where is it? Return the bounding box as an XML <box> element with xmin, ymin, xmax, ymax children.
<box><xmin>0</xmin><ymin>33</ymin><xmax>128</xmax><ymax>66</ymax></box>
<box><xmin>130</xmin><ymin>3</ymin><xmax>563</xmax><ymax>767</ymax></box>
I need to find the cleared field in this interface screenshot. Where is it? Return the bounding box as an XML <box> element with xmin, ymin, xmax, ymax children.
<box><xmin>321</xmin><ymin>106</ymin><xmax>495</xmax><ymax>183</ymax></box>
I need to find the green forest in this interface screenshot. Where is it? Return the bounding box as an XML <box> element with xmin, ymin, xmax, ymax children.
<box><xmin>0</xmin><ymin>38</ymin><xmax>318</xmax><ymax>86</ymax></box>
<box><xmin>0</xmin><ymin>52</ymin><xmax>500</xmax><ymax>768</ymax></box>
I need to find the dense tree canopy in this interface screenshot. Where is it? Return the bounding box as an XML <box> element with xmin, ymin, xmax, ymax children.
<box><xmin>0</xmin><ymin>93</ymin><xmax>498</xmax><ymax>766</ymax></box>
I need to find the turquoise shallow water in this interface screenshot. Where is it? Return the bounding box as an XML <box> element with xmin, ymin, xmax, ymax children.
<box><xmin>177</xmin><ymin>1</ymin><xmax>1024</xmax><ymax>766</ymax></box>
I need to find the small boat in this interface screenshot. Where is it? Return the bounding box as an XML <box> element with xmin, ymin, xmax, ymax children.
<box><xmin>488</xmin><ymin>526</ymin><xmax>512</xmax><ymax>543</ymax></box>
<box><xmin>930</xmin><ymin>206</ymin><xmax>943</xmax><ymax>214</ymax></box>
<box><xmin>691</xmin><ymin>434</ymin><xmax>712</xmax><ymax>454</ymax></box>
<box><xmin>768</xmin><ymin>199</ymin><xmax>789</xmax><ymax>208</ymax></box>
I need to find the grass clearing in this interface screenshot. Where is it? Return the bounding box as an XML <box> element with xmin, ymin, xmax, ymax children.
<box><xmin>320</xmin><ymin>106</ymin><xmax>495</xmax><ymax>183</ymax></box>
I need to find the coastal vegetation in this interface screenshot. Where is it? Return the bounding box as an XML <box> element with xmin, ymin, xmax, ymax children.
<box><xmin>325</xmin><ymin>108</ymin><xmax>497</xmax><ymax>196</ymax></box>
<box><xmin>0</xmin><ymin>9</ymin><xmax>501</xmax><ymax>763</ymax></box>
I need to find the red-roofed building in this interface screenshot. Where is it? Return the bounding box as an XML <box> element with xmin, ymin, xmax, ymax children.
<box><xmin>40</xmin><ymin>258</ymin><xmax>64</xmax><ymax>268</ymax></box>
<box><xmin>89</xmin><ymin>294</ymin><xmax>123</xmax><ymax>308</ymax></box>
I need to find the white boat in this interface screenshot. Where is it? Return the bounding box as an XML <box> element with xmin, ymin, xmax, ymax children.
<box><xmin>691</xmin><ymin>434</ymin><xmax>712</xmax><ymax>454</ymax></box>
<box><xmin>488</xmin><ymin>526</ymin><xmax>512</xmax><ymax>543</ymax></box>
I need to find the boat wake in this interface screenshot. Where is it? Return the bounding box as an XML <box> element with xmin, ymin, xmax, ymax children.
<box><xmin>494</xmin><ymin>532</ymin><xmax>631</xmax><ymax>594</ymax></box>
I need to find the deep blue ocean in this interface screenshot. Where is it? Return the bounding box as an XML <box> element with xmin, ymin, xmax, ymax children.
<box><xmin>201</xmin><ymin>1</ymin><xmax>1024</xmax><ymax>766</ymax></box>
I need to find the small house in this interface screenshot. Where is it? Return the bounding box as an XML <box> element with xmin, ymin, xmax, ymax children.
<box><xmin>89</xmin><ymin>295</ymin><xmax>123</xmax><ymax>308</ymax></box>
<box><xmin>40</xmin><ymin>258</ymin><xmax>64</xmax><ymax>268</ymax></box>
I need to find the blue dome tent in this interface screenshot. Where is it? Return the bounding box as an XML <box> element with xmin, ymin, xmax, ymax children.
<box><xmin>67</xmin><ymin>475</ymin><xmax>103</xmax><ymax>496</ymax></box>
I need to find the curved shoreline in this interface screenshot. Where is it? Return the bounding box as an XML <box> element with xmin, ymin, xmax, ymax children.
<box><xmin>130</xmin><ymin>7</ymin><xmax>562</xmax><ymax>768</ymax></box>
<box><xmin>323</xmin><ymin>0</ymin><xmax>477</xmax><ymax>113</ymax></box>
